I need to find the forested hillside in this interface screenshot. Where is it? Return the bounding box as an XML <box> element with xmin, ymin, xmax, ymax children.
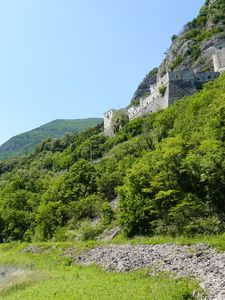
<box><xmin>0</xmin><ymin>73</ymin><xmax>225</xmax><ymax>242</ymax></box>
<box><xmin>0</xmin><ymin>118</ymin><xmax>102</xmax><ymax>160</ymax></box>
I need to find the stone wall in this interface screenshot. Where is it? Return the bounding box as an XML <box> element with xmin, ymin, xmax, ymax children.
<box><xmin>195</xmin><ymin>71</ymin><xmax>219</xmax><ymax>82</ymax></box>
<box><xmin>144</xmin><ymin>93</ymin><xmax>168</xmax><ymax>114</ymax></box>
<box><xmin>104</xmin><ymin>64</ymin><xmax>222</xmax><ymax>136</ymax></box>
<box><xmin>104</xmin><ymin>126</ymin><xmax>114</xmax><ymax>137</ymax></box>
<box><xmin>104</xmin><ymin>109</ymin><xmax>116</xmax><ymax>136</ymax></box>
<box><xmin>213</xmin><ymin>42</ymin><xmax>225</xmax><ymax>73</ymax></box>
<box><xmin>129</xmin><ymin>79</ymin><xmax>169</xmax><ymax>121</ymax></box>
<box><xmin>168</xmin><ymin>69</ymin><xmax>195</xmax><ymax>81</ymax></box>
<box><xmin>129</xmin><ymin>69</ymin><xmax>220</xmax><ymax>121</ymax></box>
<box><xmin>168</xmin><ymin>80</ymin><xmax>198</xmax><ymax>105</ymax></box>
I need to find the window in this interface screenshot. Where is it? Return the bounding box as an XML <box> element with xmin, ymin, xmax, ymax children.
<box><xmin>208</xmin><ymin>75</ymin><xmax>211</xmax><ymax>79</ymax></box>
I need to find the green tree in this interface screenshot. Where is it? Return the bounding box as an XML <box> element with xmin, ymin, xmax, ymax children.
<box><xmin>111</xmin><ymin>110</ymin><xmax>129</xmax><ymax>134</ymax></box>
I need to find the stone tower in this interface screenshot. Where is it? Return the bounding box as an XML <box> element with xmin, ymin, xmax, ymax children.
<box><xmin>213</xmin><ymin>42</ymin><xmax>225</xmax><ymax>73</ymax></box>
<box><xmin>104</xmin><ymin>109</ymin><xmax>116</xmax><ymax>136</ymax></box>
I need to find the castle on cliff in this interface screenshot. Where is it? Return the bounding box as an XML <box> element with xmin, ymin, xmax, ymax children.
<box><xmin>104</xmin><ymin>41</ymin><xmax>225</xmax><ymax>136</ymax></box>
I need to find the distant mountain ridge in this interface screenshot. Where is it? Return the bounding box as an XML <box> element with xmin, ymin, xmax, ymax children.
<box><xmin>0</xmin><ymin>118</ymin><xmax>103</xmax><ymax>160</ymax></box>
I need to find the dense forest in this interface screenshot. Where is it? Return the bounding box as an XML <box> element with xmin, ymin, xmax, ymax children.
<box><xmin>0</xmin><ymin>72</ymin><xmax>225</xmax><ymax>242</ymax></box>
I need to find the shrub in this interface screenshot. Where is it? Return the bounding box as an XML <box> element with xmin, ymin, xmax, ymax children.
<box><xmin>169</xmin><ymin>55</ymin><xmax>183</xmax><ymax>71</ymax></box>
<box><xmin>111</xmin><ymin>110</ymin><xmax>129</xmax><ymax>134</ymax></box>
<box><xmin>171</xmin><ymin>34</ymin><xmax>178</xmax><ymax>42</ymax></box>
<box><xmin>158</xmin><ymin>85</ymin><xmax>167</xmax><ymax>96</ymax></box>
<box><xmin>78</xmin><ymin>220</ymin><xmax>103</xmax><ymax>241</ymax></box>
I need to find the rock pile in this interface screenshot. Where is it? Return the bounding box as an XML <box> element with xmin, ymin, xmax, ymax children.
<box><xmin>74</xmin><ymin>243</ymin><xmax>225</xmax><ymax>300</ymax></box>
<box><xmin>20</xmin><ymin>245</ymin><xmax>42</xmax><ymax>254</ymax></box>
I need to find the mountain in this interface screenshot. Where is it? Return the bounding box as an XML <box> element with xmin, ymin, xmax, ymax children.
<box><xmin>0</xmin><ymin>0</ymin><xmax>225</xmax><ymax>244</ymax></box>
<box><xmin>131</xmin><ymin>0</ymin><xmax>225</xmax><ymax>105</ymax></box>
<box><xmin>0</xmin><ymin>72</ymin><xmax>225</xmax><ymax>242</ymax></box>
<box><xmin>0</xmin><ymin>118</ymin><xmax>103</xmax><ymax>160</ymax></box>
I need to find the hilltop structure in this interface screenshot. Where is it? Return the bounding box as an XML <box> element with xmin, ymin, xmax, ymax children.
<box><xmin>213</xmin><ymin>41</ymin><xmax>225</xmax><ymax>73</ymax></box>
<box><xmin>104</xmin><ymin>42</ymin><xmax>225</xmax><ymax>136</ymax></box>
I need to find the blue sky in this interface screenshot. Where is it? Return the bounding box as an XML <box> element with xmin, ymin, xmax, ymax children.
<box><xmin>0</xmin><ymin>0</ymin><xmax>205</xmax><ymax>145</ymax></box>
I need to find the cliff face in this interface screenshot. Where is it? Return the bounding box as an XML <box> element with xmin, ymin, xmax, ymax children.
<box><xmin>159</xmin><ymin>0</ymin><xmax>225</xmax><ymax>76</ymax></box>
<box><xmin>131</xmin><ymin>0</ymin><xmax>225</xmax><ymax>104</ymax></box>
<box><xmin>130</xmin><ymin>68</ymin><xmax>158</xmax><ymax>106</ymax></box>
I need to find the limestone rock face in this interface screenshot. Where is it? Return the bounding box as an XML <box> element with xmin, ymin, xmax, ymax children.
<box><xmin>158</xmin><ymin>0</ymin><xmax>225</xmax><ymax>75</ymax></box>
<box><xmin>131</xmin><ymin>67</ymin><xmax>158</xmax><ymax>105</ymax></box>
<box><xmin>130</xmin><ymin>0</ymin><xmax>225</xmax><ymax>105</ymax></box>
<box><xmin>159</xmin><ymin>36</ymin><xmax>225</xmax><ymax>76</ymax></box>
<box><xmin>209</xmin><ymin>0</ymin><xmax>217</xmax><ymax>5</ymax></box>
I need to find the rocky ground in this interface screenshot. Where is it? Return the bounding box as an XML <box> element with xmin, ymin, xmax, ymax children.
<box><xmin>74</xmin><ymin>243</ymin><xmax>225</xmax><ymax>300</ymax></box>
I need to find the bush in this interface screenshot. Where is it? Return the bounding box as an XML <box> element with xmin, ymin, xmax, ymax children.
<box><xmin>169</xmin><ymin>55</ymin><xmax>183</xmax><ymax>71</ymax></box>
<box><xmin>111</xmin><ymin>110</ymin><xmax>129</xmax><ymax>134</ymax></box>
<box><xmin>171</xmin><ymin>34</ymin><xmax>178</xmax><ymax>42</ymax></box>
<box><xmin>184</xmin><ymin>216</ymin><xmax>224</xmax><ymax>235</ymax></box>
<box><xmin>158</xmin><ymin>85</ymin><xmax>167</xmax><ymax>96</ymax></box>
<box><xmin>78</xmin><ymin>220</ymin><xmax>103</xmax><ymax>241</ymax></box>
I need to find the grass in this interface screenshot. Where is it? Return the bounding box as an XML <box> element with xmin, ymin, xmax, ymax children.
<box><xmin>111</xmin><ymin>233</ymin><xmax>225</xmax><ymax>251</ymax></box>
<box><xmin>1</xmin><ymin>267</ymin><xmax>199</xmax><ymax>300</ymax></box>
<box><xmin>0</xmin><ymin>232</ymin><xmax>223</xmax><ymax>299</ymax></box>
<box><xmin>0</xmin><ymin>241</ymin><xmax>203</xmax><ymax>300</ymax></box>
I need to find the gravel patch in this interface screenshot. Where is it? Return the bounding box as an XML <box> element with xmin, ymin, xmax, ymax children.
<box><xmin>74</xmin><ymin>243</ymin><xmax>225</xmax><ymax>300</ymax></box>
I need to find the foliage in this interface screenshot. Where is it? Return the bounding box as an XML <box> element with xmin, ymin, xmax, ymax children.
<box><xmin>0</xmin><ymin>74</ymin><xmax>225</xmax><ymax>241</ymax></box>
<box><xmin>0</xmin><ymin>118</ymin><xmax>103</xmax><ymax>160</ymax></box>
<box><xmin>171</xmin><ymin>34</ymin><xmax>178</xmax><ymax>42</ymax></box>
<box><xmin>169</xmin><ymin>55</ymin><xmax>183</xmax><ymax>71</ymax></box>
<box><xmin>131</xmin><ymin>98</ymin><xmax>141</xmax><ymax>107</ymax></box>
<box><xmin>111</xmin><ymin>110</ymin><xmax>129</xmax><ymax>134</ymax></box>
<box><xmin>118</xmin><ymin>74</ymin><xmax>225</xmax><ymax>235</ymax></box>
<box><xmin>158</xmin><ymin>85</ymin><xmax>167</xmax><ymax>96</ymax></box>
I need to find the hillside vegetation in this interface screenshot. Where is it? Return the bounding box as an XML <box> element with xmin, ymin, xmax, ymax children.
<box><xmin>0</xmin><ymin>73</ymin><xmax>225</xmax><ymax>242</ymax></box>
<box><xmin>0</xmin><ymin>118</ymin><xmax>102</xmax><ymax>160</ymax></box>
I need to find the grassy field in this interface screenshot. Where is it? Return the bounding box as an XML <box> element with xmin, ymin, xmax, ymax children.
<box><xmin>111</xmin><ymin>232</ymin><xmax>225</xmax><ymax>251</ymax></box>
<box><xmin>0</xmin><ymin>241</ymin><xmax>204</xmax><ymax>300</ymax></box>
<box><xmin>0</xmin><ymin>233</ymin><xmax>223</xmax><ymax>299</ymax></box>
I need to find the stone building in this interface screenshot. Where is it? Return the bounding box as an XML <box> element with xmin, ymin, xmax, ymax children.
<box><xmin>104</xmin><ymin>109</ymin><xmax>116</xmax><ymax>137</ymax></box>
<box><xmin>104</xmin><ymin>43</ymin><xmax>225</xmax><ymax>136</ymax></box>
<box><xmin>127</xmin><ymin>69</ymin><xmax>219</xmax><ymax>121</ymax></box>
<box><xmin>213</xmin><ymin>42</ymin><xmax>225</xmax><ymax>73</ymax></box>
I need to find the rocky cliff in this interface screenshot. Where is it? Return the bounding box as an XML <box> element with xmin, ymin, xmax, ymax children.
<box><xmin>130</xmin><ymin>67</ymin><xmax>158</xmax><ymax>106</ymax></box>
<box><xmin>131</xmin><ymin>0</ymin><xmax>225</xmax><ymax>104</ymax></box>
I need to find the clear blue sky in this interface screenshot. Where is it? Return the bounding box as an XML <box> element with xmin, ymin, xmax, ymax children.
<box><xmin>0</xmin><ymin>0</ymin><xmax>205</xmax><ymax>145</ymax></box>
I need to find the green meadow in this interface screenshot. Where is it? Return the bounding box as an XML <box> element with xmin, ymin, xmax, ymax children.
<box><xmin>0</xmin><ymin>240</ymin><xmax>206</xmax><ymax>300</ymax></box>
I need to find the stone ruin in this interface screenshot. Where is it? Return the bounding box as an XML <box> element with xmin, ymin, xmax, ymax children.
<box><xmin>104</xmin><ymin>42</ymin><xmax>225</xmax><ymax>136</ymax></box>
